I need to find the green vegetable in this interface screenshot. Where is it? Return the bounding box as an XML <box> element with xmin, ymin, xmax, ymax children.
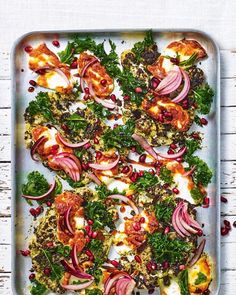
<box><xmin>58</xmin><ymin>41</ymin><xmax>75</xmax><ymax>64</ymax></box>
<box><xmin>22</xmin><ymin>171</ymin><xmax>49</xmax><ymax>197</ymax></box>
<box><xmin>155</xmin><ymin>201</ymin><xmax>174</xmax><ymax>223</ymax></box>
<box><xmin>30</xmin><ymin>280</ymin><xmax>47</xmax><ymax>295</ymax></box>
<box><xmin>85</xmin><ymin>201</ymin><xmax>115</xmax><ymax>230</ymax></box>
<box><xmin>87</xmin><ymin>101</ymin><xmax>112</xmax><ymax>119</ymax></box>
<box><xmin>194</xmin><ymin>115</ymin><xmax>203</xmax><ymax>127</ymax></box>
<box><xmin>130</xmin><ymin>171</ymin><xmax>159</xmax><ymax>192</ymax></box>
<box><xmin>131</xmin><ymin>30</ymin><xmax>155</xmax><ymax>62</ymax></box>
<box><xmin>66</xmin><ymin>113</ymin><xmax>88</xmax><ymax>132</ymax></box>
<box><xmin>178</xmin><ymin>269</ymin><xmax>190</xmax><ymax>295</ymax></box>
<box><xmin>26</xmin><ymin>92</ymin><xmax>55</xmax><ymax>123</ymax></box>
<box><xmin>95</xmin><ymin>184</ymin><xmax>122</xmax><ymax>200</ymax></box>
<box><xmin>86</xmin><ymin>289</ymin><xmax>103</xmax><ymax>295</ymax></box>
<box><xmin>102</xmin><ymin>119</ymin><xmax>142</xmax><ymax>153</ymax></box>
<box><xmin>159</xmin><ymin>166</ymin><xmax>173</xmax><ymax>184</ymax></box>
<box><xmin>118</xmin><ymin>68</ymin><xmax>147</xmax><ymax>106</ymax></box>
<box><xmin>184</xmin><ymin>138</ymin><xmax>202</xmax><ymax>161</ymax></box>
<box><xmin>87</xmin><ymin>266</ymin><xmax>103</xmax><ymax>285</ymax></box>
<box><xmin>194</xmin><ymin>272</ymin><xmax>207</xmax><ymax>285</ymax></box>
<box><xmin>179</xmin><ymin>53</ymin><xmax>198</xmax><ymax>68</ymax></box>
<box><xmin>56</xmin><ymin>244</ymin><xmax>71</xmax><ymax>258</ymax></box>
<box><xmin>186</xmin><ymin>156</ymin><xmax>212</xmax><ymax>187</ymax></box>
<box><xmin>54</xmin><ymin>177</ymin><xmax>63</xmax><ymax>195</ymax></box>
<box><xmin>148</xmin><ymin>232</ymin><xmax>193</xmax><ymax>264</ymax></box>
<box><xmin>190</xmin><ymin>187</ymin><xmax>205</xmax><ymax>204</ymax></box>
<box><xmin>42</xmin><ymin>249</ymin><xmax>64</xmax><ymax>281</ymax></box>
<box><xmin>193</xmin><ymin>83</ymin><xmax>214</xmax><ymax>115</ymax></box>
<box><xmin>87</xmin><ymin>239</ymin><xmax>107</xmax><ymax>268</ymax></box>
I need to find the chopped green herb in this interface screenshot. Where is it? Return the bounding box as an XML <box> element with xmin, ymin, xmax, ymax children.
<box><xmin>87</xmin><ymin>101</ymin><xmax>112</xmax><ymax>119</ymax></box>
<box><xmin>190</xmin><ymin>186</ymin><xmax>205</xmax><ymax>204</ymax></box>
<box><xmin>22</xmin><ymin>171</ymin><xmax>49</xmax><ymax>197</ymax></box>
<box><xmin>58</xmin><ymin>41</ymin><xmax>75</xmax><ymax>64</ymax></box>
<box><xmin>66</xmin><ymin>113</ymin><xmax>88</xmax><ymax>132</ymax></box>
<box><xmin>30</xmin><ymin>280</ymin><xmax>47</xmax><ymax>295</ymax></box>
<box><xmin>179</xmin><ymin>53</ymin><xmax>198</xmax><ymax>68</ymax></box>
<box><xmin>193</xmin><ymin>83</ymin><xmax>214</xmax><ymax>115</ymax></box>
<box><xmin>184</xmin><ymin>138</ymin><xmax>202</xmax><ymax>161</ymax></box>
<box><xmin>56</xmin><ymin>244</ymin><xmax>71</xmax><ymax>258</ymax></box>
<box><xmin>178</xmin><ymin>269</ymin><xmax>191</xmax><ymax>295</ymax></box>
<box><xmin>159</xmin><ymin>166</ymin><xmax>173</xmax><ymax>184</ymax></box>
<box><xmin>155</xmin><ymin>201</ymin><xmax>174</xmax><ymax>223</ymax></box>
<box><xmin>194</xmin><ymin>115</ymin><xmax>203</xmax><ymax>127</ymax></box>
<box><xmin>194</xmin><ymin>272</ymin><xmax>207</xmax><ymax>285</ymax></box>
<box><xmin>148</xmin><ymin>232</ymin><xmax>193</xmax><ymax>265</ymax></box>
<box><xmin>130</xmin><ymin>171</ymin><xmax>159</xmax><ymax>192</ymax></box>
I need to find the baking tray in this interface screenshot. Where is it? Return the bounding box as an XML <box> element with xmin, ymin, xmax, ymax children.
<box><xmin>11</xmin><ymin>30</ymin><xmax>221</xmax><ymax>295</ymax></box>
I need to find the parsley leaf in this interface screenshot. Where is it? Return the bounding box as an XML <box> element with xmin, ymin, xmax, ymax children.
<box><xmin>159</xmin><ymin>166</ymin><xmax>173</xmax><ymax>184</ymax></box>
<box><xmin>56</xmin><ymin>244</ymin><xmax>71</xmax><ymax>258</ymax></box>
<box><xmin>194</xmin><ymin>272</ymin><xmax>207</xmax><ymax>285</ymax></box>
<box><xmin>178</xmin><ymin>269</ymin><xmax>191</xmax><ymax>295</ymax></box>
<box><xmin>30</xmin><ymin>280</ymin><xmax>47</xmax><ymax>295</ymax></box>
<box><xmin>193</xmin><ymin>84</ymin><xmax>214</xmax><ymax>115</ymax></box>
<box><xmin>130</xmin><ymin>171</ymin><xmax>159</xmax><ymax>192</ymax></box>
<box><xmin>148</xmin><ymin>232</ymin><xmax>193</xmax><ymax>265</ymax></box>
<box><xmin>87</xmin><ymin>101</ymin><xmax>112</xmax><ymax>119</ymax></box>
<box><xmin>184</xmin><ymin>138</ymin><xmax>202</xmax><ymax>161</ymax></box>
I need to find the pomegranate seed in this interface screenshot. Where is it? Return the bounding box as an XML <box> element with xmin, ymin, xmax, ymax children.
<box><xmin>192</xmin><ymin>132</ymin><xmax>200</xmax><ymax>140</ymax></box>
<box><xmin>158</xmin><ymin>114</ymin><xmax>164</xmax><ymax>123</ymax></box>
<box><xmin>46</xmin><ymin>201</ymin><xmax>52</xmax><ymax>207</ymax></box>
<box><xmin>139</xmin><ymin>154</ymin><xmax>146</xmax><ymax>163</ymax></box>
<box><xmin>149</xmin><ymin>169</ymin><xmax>155</xmax><ymax>175</ymax></box>
<box><xmin>164</xmin><ymin>112</ymin><xmax>173</xmax><ymax>120</ymax></box>
<box><xmin>172</xmin><ymin>188</ymin><xmax>179</xmax><ymax>194</ymax></box>
<box><xmin>82</xmin><ymin>163</ymin><xmax>89</xmax><ymax>170</ymax></box>
<box><xmin>123</xmin><ymin>95</ymin><xmax>130</xmax><ymax>101</ymax></box>
<box><xmin>179</xmin><ymin>265</ymin><xmax>185</xmax><ymax>270</ymax></box>
<box><xmin>96</xmin><ymin>151</ymin><xmax>102</xmax><ymax>160</ymax></box>
<box><xmin>135</xmin><ymin>87</ymin><xmax>142</xmax><ymax>93</ymax></box>
<box><xmin>92</xmin><ymin>231</ymin><xmax>98</xmax><ymax>239</ymax></box>
<box><xmin>200</xmin><ymin>118</ymin><xmax>208</xmax><ymax>125</ymax></box>
<box><xmin>131</xmin><ymin>146</ymin><xmax>136</xmax><ymax>152</ymax></box>
<box><xmin>44</xmin><ymin>268</ymin><xmax>51</xmax><ymax>276</ymax></box>
<box><xmin>110</xmin><ymin>260</ymin><xmax>120</xmax><ymax>267</ymax></box>
<box><xmin>151</xmin><ymin>77</ymin><xmax>160</xmax><ymax>89</ymax></box>
<box><xmin>122</xmin><ymin>166</ymin><xmax>130</xmax><ymax>174</ymax></box>
<box><xmin>170</xmin><ymin>143</ymin><xmax>177</xmax><ymax>149</ymax></box>
<box><xmin>170</xmin><ymin>57</ymin><xmax>179</xmax><ymax>65</ymax></box>
<box><xmin>70</xmin><ymin>60</ymin><xmax>78</xmax><ymax>69</ymax></box>
<box><xmin>163</xmin><ymin>183</ymin><xmax>169</xmax><ymax>189</ymax></box>
<box><xmin>150</xmin><ymin>262</ymin><xmax>157</xmax><ymax>270</ymax></box>
<box><xmin>52</xmin><ymin>40</ymin><xmax>60</xmax><ymax>47</ymax></box>
<box><xmin>83</xmin><ymin>94</ymin><xmax>90</xmax><ymax>101</ymax></box>
<box><xmin>35</xmin><ymin>207</ymin><xmax>42</xmax><ymax>215</ymax></box>
<box><xmin>221</xmin><ymin>227</ymin><xmax>229</xmax><ymax>236</ymax></box>
<box><xmin>221</xmin><ymin>196</ymin><xmax>228</xmax><ymax>203</ymax></box>
<box><xmin>24</xmin><ymin>46</ymin><xmax>33</xmax><ymax>53</ymax></box>
<box><xmin>61</xmin><ymin>124</ymin><xmax>68</xmax><ymax>131</ymax></box>
<box><xmin>88</xmin><ymin>220</ymin><xmax>94</xmax><ymax>225</ymax></box>
<box><xmin>138</xmin><ymin>170</ymin><xmax>144</xmax><ymax>177</ymax></box>
<box><xmin>134</xmin><ymin>255</ymin><xmax>142</xmax><ymax>263</ymax></box>
<box><xmin>85</xmin><ymin>236</ymin><xmax>91</xmax><ymax>244</ymax></box>
<box><xmin>85</xmin><ymin>249</ymin><xmax>93</xmax><ymax>257</ymax></box>
<box><xmin>29</xmin><ymin>273</ymin><xmax>35</xmax><ymax>280</ymax></box>
<box><xmin>113</xmin><ymin>124</ymin><xmax>119</xmax><ymax>129</ymax></box>
<box><xmin>130</xmin><ymin>172</ymin><xmax>138</xmax><ymax>183</ymax></box>
<box><xmin>110</xmin><ymin>94</ymin><xmax>116</xmax><ymax>102</ymax></box>
<box><xmin>133</xmin><ymin>222</ymin><xmax>141</xmax><ymax>231</ymax></box>
<box><xmin>164</xmin><ymin>226</ymin><xmax>170</xmax><ymax>235</ymax></box>
<box><xmin>29</xmin><ymin>208</ymin><xmax>37</xmax><ymax>217</ymax></box>
<box><xmin>29</xmin><ymin>80</ymin><xmax>37</xmax><ymax>86</ymax></box>
<box><xmin>148</xmin><ymin>289</ymin><xmax>155</xmax><ymax>294</ymax></box>
<box><xmin>203</xmin><ymin>197</ymin><xmax>210</xmax><ymax>208</ymax></box>
<box><xmin>162</xmin><ymin>261</ymin><xmax>169</xmax><ymax>269</ymax></box>
<box><xmin>36</xmin><ymin>69</ymin><xmax>46</xmax><ymax>75</ymax></box>
<box><xmin>197</xmin><ymin>229</ymin><xmax>203</xmax><ymax>236</ymax></box>
<box><xmin>46</xmin><ymin>241</ymin><xmax>54</xmax><ymax>248</ymax></box>
<box><xmin>94</xmin><ymin>137</ymin><xmax>99</xmax><ymax>144</ymax></box>
<box><xmin>224</xmin><ymin>220</ymin><xmax>231</xmax><ymax>229</ymax></box>
<box><xmin>167</xmin><ymin>149</ymin><xmax>174</xmax><ymax>155</ymax></box>
<box><xmin>100</xmin><ymin>79</ymin><xmax>107</xmax><ymax>86</ymax></box>
<box><xmin>140</xmin><ymin>217</ymin><xmax>145</xmax><ymax>223</ymax></box>
<box><xmin>84</xmin><ymin>87</ymin><xmax>90</xmax><ymax>94</ymax></box>
<box><xmin>20</xmin><ymin>249</ymin><xmax>30</xmax><ymax>257</ymax></box>
<box><xmin>233</xmin><ymin>221</ymin><xmax>236</xmax><ymax>228</ymax></box>
<box><xmin>85</xmin><ymin>225</ymin><xmax>91</xmax><ymax>233</ymax></box>
<box><xmin>28</xmin><ymin>87</ymin><xmax>34</xmax><ymax>92</ymax></box>
<box><xmin>84</xmin><ymin>142</ymin><xmax>91</xmax><ymax>149</ymax></box>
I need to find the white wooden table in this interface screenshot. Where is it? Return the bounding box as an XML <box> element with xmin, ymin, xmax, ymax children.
<box><xmin>0</xmin><ymin>0</ymin><xmax>236</xmax><ymax>294</ymax></box>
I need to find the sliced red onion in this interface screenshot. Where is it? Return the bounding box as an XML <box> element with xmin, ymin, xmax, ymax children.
<box><xmin>61</xmin><ymin>259</ymin><xmax>92</xmax><ymax>279</ymax></box>
<box><xmin>108</xmin><ymin>194</ymin><xmax>139</xmax><ymax>215</ymax></box>
<box><xmin>53</xmin><ymin>156</ymin><xmax>80</xmax><ymax>182</ymax></box>
<box><xmin>64</xmin><ymin>206</ymin><xmax>74</xmax><ymax>235</ymax></box>
<box><xmin>188</xmin><ymin>239</ymin><xmax>206</xmax><ymax>267</ymax></box>
<box><xmin>87</xmin><ymin>172</ymin><xmax>102</xmax><ymax>185</ymax></box>
<box><xmin>182</xmin><ymin>203</ymin><xmax>202</xmax><ymax>230</ymax></box>
<box><xmin>104</xmin><ymin>272</ymin><xmax>131</xmax><ymax>295</ymax></box>
<box><xmin>89</xmin><ymin>155</ymin><xmax>120</xmax><ymax>170</ymax></box>
<box><xmin>172</xmin><ymin>69</ymin><xmax>190</xmax><ymax>103</ymax></box>
<box><xmin>116</xmin><ymin>278</ymin><xmax>132</xmax><ymax>295</ymax></box>
<box><xmin>30</xmin><ymin>136</ymin><xmax>47</xmax><ymax>161</ymax></box>
<box><xmin>125</xmin><ymin>279</ymin><xmax>136</xmax><ymax>295</ymax></box>
<box><xmin>71</xmin><ymin>244</ymin><xmax>81</xmax><ymax>271</ymax></box>
<box><xmin>178</xmin><ymin>212</ymin><xmax>198</xmax><ymax>235</ymax></box>
<box><xmin>172</xmin><ymin>203</ymin><xmax>189</xmax><ymax>237</ymax></box>
<box><xmin>80</xmin><ymin>77</ymin><xmax>86</xmax><ymax>93</ymax></box>
<box><xmin>183</xmin><ymin>165</ymin><xmax>196</xmax><ymax>177</ymax></box>
<box><xmin>94</xmin><ymin>96</ymin><xmax>116</xmax><ymax>109</ymax></box>
<box><xmin>57</xmin><ymin>132</ymin><xmax>90</xmax><ymax>148</ymax></box>
<box><xmin>80</xmin><ymin>58</ymin><xmax>98</xmax><ymax>78</ymax></box>
<box><xmin>158</xmin><ymin>70</ymin><xmax>182</xmax><ymax>95</ymax></box>
<box><xmin>60</xmin><ymin>279</ymin><xmax>94</xmax><ymax>291</ymax></box>
<box><xmin>132</xmin><ymin>134</ymin><xmax>158</xmax><ymax>160</ymax></box>
<box><xmin>22</xmin><ymin>179</ymin><xmax>56</xmax><ymax>200</ymax></box>
<box><xmin>33</xmin><ymin>66</ymin><xmax>71</xmax><ymax>87</ymax></box>
<box><xmin>156</xmin><ymin>67</ymin><xmax>180</xmax><ymax>92</ymax></box>
<box><xmin>158</xmin><ymin>146</ymin><xmax>187</xmax><ymax>159</ymax></box>
<box><xmin>57</xmin><ymin>152</ymin><xmax>82</xmax><ymax>173</ymax></box>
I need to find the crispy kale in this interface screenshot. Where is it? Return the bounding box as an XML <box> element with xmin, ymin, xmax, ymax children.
<box><xmin>155</xmin><ymin>201</ymin><xmax>174</xmax><ymax>223</ymax></box>
<box><xmin>130</xmin><ymin>171</ymin><xmax>159</xmax><ymax>192</ymax></box>
<box><xmin>22</xmin><ymin>171</ymin><xmax>49</xmax><ymax>197</ymax></box>
<box><xmin>193</xmin><ymin>83</ymin><xmax>214</xmax><ymax>115</ymax></box>
<box><xmin>159</xmin><ymin>166</ymin><xmax>174</xmax><ymax>184</ymax></box>
<box><xmin>30</xmin><ymin>280</ymin><xmax>47</xmax><ymax>295</ymax></box>
<box><xmin>87</xmin><ymin>101</ymin><xmax>112</xmax><ymax>119</ymax></box>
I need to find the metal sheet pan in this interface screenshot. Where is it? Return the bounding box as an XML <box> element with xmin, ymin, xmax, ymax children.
<box><xmin>11</xmin><ymin>29</ymin><xmax>221</xmax><ymax>295</ymax></box>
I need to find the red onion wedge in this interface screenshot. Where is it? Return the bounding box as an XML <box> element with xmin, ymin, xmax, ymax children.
<box><xmin>61</xmin><ymin>279</ymin><xmax>94</xmax><ymax>291</ymax></box>
<box><xmin>132</xmin><ymin>134</ymin><xmax>158</xmax><ymax>160</ymax></box>
<box><xmin>71</xmin><ymin>244</ymin><xmax>82</xmax><ymax>271</ymax></box>
<box><xmin>116</xmin><ymin>277</ymin><xmax>135</xmax><ymax>295</ymax></box>
<box><xmin>89</xmin><ymin>155</ymin><xmax>120</xmax><ymax>170</ymax></box>
<box><xmin>172</xmin><ymin>203</ymin><xmax>188</xmax><ymax>237</ymax></box>
<box><xmin>33</xmin><ymin>66</ymin><xmax>71</xmax><ymax>87</ymax></box>
<box><xmin>158</xmin><ymin>67</ymin><xmax>182</xmax><ymax>95</ymax></box>
<box><xmin>80</xmin><ymin>58</ymin><xmax>98</xmax><ymax>78</ymax></box>
<box><xmin>64</xmin><ymin>206</ymin><xmax>74</xmax><ymax>235</ymax></box>
<box><xmin>61</xmin><ymin>259</ymin><xmax>92</xmax><ymax>279</ymax></box>
<box><xmin>108</xmin><ymin>194</ymin><xmax>139</xmax><ymax>215</ymax></box>
<box><xmin>87</xmin><ymin>172</ymin><xmax>102</xmax><ymax>185</ymax></box>
<box><xmin>53</xmin><ymin>156</ymin><xmax>81</xmax><ymax>182</ymax></box>
<box><xmin>30</xmin><ymin>136</ymin><xmax>47</xmax><ymax>161</ymax></box>
<box><xmin>22</xmin><ymin>179</ymin><xmax>56</xmax><ymax>200</ymax></box>
<box><xmin>57</xmin><ymin>152</ymin><xmax>82</xmax><ymax>173</ymax></box>
<box><xmin>57</xmin><ymin>132</ymin><xmax>89</xmax><ymax>148</ymax></box>
<box><xmin>158</xmin><ymin>146</ymin><xmax>187</xmax><ymax>160</ymax></box>
<box><xmin>172</xmin><ymin>69</ymin><xmax>190</xmax><ymax>103</ymax></box>
<box><xmin>156</xmin><ymin>66</ymin><xmax>180</xmax><ymax>92</ymax></box>
<box><xmin>183</xmin><ymin>165</ymin><xmax>196</xmax><ymax>177</ymax></box>
<box><xmin>94</xmin><ymin>96</ymin><xmax>116</xmax><ymax>109</ymax></box>
<box><xmin>125</xmin><ymin>279</ymin><xmax>136</xmax><ymax>295</ymax></box>
<box><xmin>182</xmin><ymin>202</ymin><xmax>202</xmax><ymax>230</ymax></box>
<box><xmin>104</xmin><ymin>272</ymin><xmax>131</xmax><ymax>295</ymax></box>
<box><xmin>188</xmin><ymin>239</ymin><xmax>206</xmax><ymax>267</ymax></box>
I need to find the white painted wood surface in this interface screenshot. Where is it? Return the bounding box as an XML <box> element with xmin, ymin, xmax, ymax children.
<box><xmin>0</xmin><ymin>0</ymin><xmax>236</xmax><ymax>294</ymax></box>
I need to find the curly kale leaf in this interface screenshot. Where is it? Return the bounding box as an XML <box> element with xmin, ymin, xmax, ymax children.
<box><xmin>159</xmin><ymin>166</ymin><xmax>174</xmax><ymax>184</ymax></box>
<box><xmin>22</xmin><ymin>171</ymin><xmax>49</xmax><ymax>197</ymax></box>
<box><xmin>193</xmin><ymin>83</ymin><xmax>214</xmax><ymax>115</ymax></box>
<box><xmin>130</xmin><ymin>171</ymin><xmax>159</xmax><ymax>192</ymax></box>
